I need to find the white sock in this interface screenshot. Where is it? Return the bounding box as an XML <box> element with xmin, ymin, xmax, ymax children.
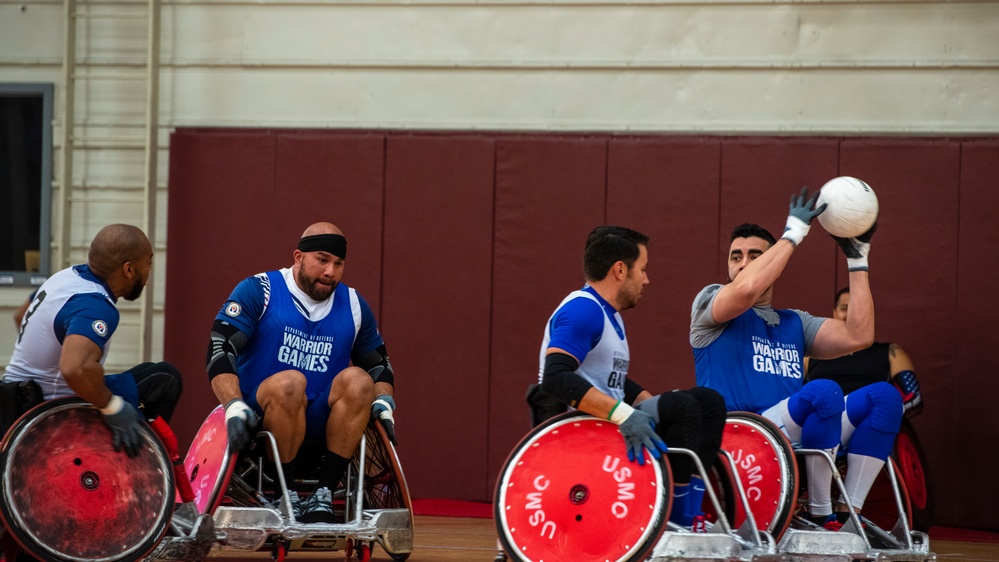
<box><xmin>843</xmin><ymin>453</ymin><xmax>885</xmax><ymax>510</ymax></box>
<box><xmin>806</xmin><ymin>451</ymin><xmax>836</xmax><ymax>516</ymax></box>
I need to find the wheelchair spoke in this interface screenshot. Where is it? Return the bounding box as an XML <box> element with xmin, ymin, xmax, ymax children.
<box><xmin>227</xmin><ymin>474</ymin><xmax>265</xmax><ymax>507</ymax></box>
<box><xmin>353</xmin><ymin>424</ymin><xmax>408</xmax><ymax>511</ymax></box>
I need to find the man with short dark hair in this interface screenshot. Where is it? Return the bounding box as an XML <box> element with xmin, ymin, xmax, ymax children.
<box><xmin>3</xmin><ymin>224</ymin><xmax>184</xmax><ymax>456</ymax></box>
<box><xmin>690</xmin><ymin>189</ymin><xmax>900</xmax><ymax>529</ymax></box>
<box><xmin>207</xmin><ymin>222</ymin><xmax>396</xmax><ymax>524</ymax></box>
<box><xmin>540</xmin><ymin>225</ymin><xmax>726</xmax><ymax>530</ymax></box>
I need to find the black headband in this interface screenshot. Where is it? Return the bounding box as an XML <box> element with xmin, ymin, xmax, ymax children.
<box><xmin>297</xmin><ymin>234</ymin><xmax>347</xmax><ymax>259</ymax></box>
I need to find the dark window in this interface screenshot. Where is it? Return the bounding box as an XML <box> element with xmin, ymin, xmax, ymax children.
<box><xmin>0</xmin><ymin>83</ymin><xmax>53</xmax><ymax>287</ymax></box>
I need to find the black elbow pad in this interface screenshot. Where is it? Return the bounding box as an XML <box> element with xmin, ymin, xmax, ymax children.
<box><xmin>353</xmin><ymin>344</ymin><xmax>395</xmax><ymax>386</ymax></box>
<box><xmin>206</xmin><ymin>320</ymin><xmax>248</xmax><ymax>381</ymax></box>
<box><xmin>541</xmin><ymin>353</ymin><xmax>592</xmax><ymax>408</ymax></box>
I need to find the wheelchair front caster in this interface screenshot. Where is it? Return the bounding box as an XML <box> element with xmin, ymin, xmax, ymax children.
<box><xmin>355</xmin><ymin>542</ymin><xmax>371</xmax><ymax>561</ymax></box>
<box><xmin>270</xmin><ymin>540</ymin><xmax>288</xmax><ymax>562</ymax></box>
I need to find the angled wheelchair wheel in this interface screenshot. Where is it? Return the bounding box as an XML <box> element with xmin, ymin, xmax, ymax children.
<box><xmin>494</xmin><ymin>411</ymin><xmax>672</xmax><ymax>562</ymax></box>
<box><xmin>351</xmin><ymin>420</ymin><xmax>414</xmax><ymax>561</ymax></box>
<box><xmin>720</xmin><ymin>412</ymin><xmax>798</xmax><ymax>539</ymax></box>
<box><xmin>180</xmin><ymin>405</ymin><xmax>238</xmax><ymax>514</ymax></box>
<box><xmin>892</xmin><ymin>418</ymin><xmax>933</xmax><ymax>531</ymax></box>
<box><xmin>0</xmin><ymin>398</ymin><xmax>174</xmax><ymax>562</ymax></box>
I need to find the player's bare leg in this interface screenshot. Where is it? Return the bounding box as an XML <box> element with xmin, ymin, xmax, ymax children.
<box><xmin>256</xmin><ymin>369</ymin><xmax>308</xmax><ymax>462</ymax></box>
<box><xmin>327</xmin><ymin>366</ymin><xmax>375</xmax><ymax>458</ymax></box>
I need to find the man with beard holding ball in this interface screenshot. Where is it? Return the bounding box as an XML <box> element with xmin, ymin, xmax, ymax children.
<box><xmin>207</xmin><ymin>222</ymin><xmax>397</xmax><ymax>524</ymax></box>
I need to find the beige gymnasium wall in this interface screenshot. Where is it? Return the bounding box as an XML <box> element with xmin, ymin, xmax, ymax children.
<box><xmin>2</xmin><ymin>3</ymin><xmax>997</xmax><ymax>355</ymax></box>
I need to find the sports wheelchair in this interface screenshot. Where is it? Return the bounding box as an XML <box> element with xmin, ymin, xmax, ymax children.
<box><xmin>710</xmin><ymin>412</ymin><xmax>935</xmax><ymax>562</ymax></box>
<box><xmin>176</xmin><ymin>404</ymin><xmax>413</xmax><ymax>561</ymax></box>
<box><xmin>494</xmin><ymin>392</ymin><xmax>935</xmax><ymax>562</ymax></box>
<box><xmin>493</xmin><ymin>410</ymin><xmax>781</xmax><ymax>562</ymax></box>
<box><xmin>0</xmin><ymin>398</ymin><xmax>413</xmax><ymax>562</ymax></box>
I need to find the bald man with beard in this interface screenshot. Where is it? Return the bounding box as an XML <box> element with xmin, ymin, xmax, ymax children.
<box><xmin>4</xmin><ymin>224</ymin><xmax>184</xmax><ymax>457</ymax></box>
<box><xmin>207</xmin><ymin>222</ymin><xmax>397</xmax><ymax>524</ymax></box>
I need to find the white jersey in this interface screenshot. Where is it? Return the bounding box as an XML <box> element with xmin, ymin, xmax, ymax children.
<box><xmin>538</xmin><ymin>288</ymin><xmax>630</xmax><ymax>401</ymax></box>
<box><xmin>4</xmin><ymin>265</ymin><xmax>119</xmax><ymax>399</ymax></box>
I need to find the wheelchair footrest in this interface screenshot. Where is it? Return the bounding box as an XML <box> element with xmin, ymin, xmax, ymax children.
<box><xmin>365</xmin><ymin>508</ymin><xmax>414</xmax><ymax>554</ymax></box>
<box><xmin>778</xmin><ymin>520</ymin><xmax>935</xmax><ymax>562</ymax></box>
<box><xmin>779</xmin><ymin>528</ymin><xmax>873</xmax><ymax>561</ymax></box>
<box><xmin>651</xmin><ymin>529</ymin><xmax>782</xmax><ymax>562</ymax></box>
<box><xmin>651</xmin><ymin>531</ymin><xmax>748</xmax><ymax>561</ymax></box>
<box><xmin>143</xmin><ymin>512</ymin><xmax>217</xmax><ymax>561</ymax></box>
<box><xmin>213</xmin><ymin>506</ymin><xmax>379</xmax><ymax>551</ymax></box>
<box><xmin>866</xmin><ymin>529</ymin><xmax>936</xmax><ymax>562</ymax></box>
<box><xmin>869</xmin><ymin>550</ymin><xmax>937</xmax><ymax>562</ymax></box>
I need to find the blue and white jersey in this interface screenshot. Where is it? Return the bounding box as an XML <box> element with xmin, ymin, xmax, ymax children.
<box><xmin>216</xmin><ymin>268</ymin><xmax>383</xmax><ymax>402</ymax></box>
<box><xmin>4</xmin><ymin>265</ymin><xmax>119</xmax><ymax>399</ymax></box>
<box><xmin>690</xmin><ymin>284</ymin><xmax>824</xmax><ymax>413</ymax></box>
<box><xmin>538</xmin><ymin>286</ymin><xmax>629</xmax><ymax>401</ymax></box>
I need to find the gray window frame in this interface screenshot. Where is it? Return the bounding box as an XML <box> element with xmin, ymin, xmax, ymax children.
<box><xmin>0</xmin><ymin>82</ymin><xmax>53</xmax><ymax>288</ymax></box>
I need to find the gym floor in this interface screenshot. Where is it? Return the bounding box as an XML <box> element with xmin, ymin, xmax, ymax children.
<box><xmin>211</xmin><ymin>515</ymin><xmax>999</xmax><ymax>561</ymax></box>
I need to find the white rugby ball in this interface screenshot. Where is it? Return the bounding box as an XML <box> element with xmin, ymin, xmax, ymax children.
<box><xmin>816</xmin><ymin>176</ymin><xmax>879</xmax><ymax>238</ymax></box>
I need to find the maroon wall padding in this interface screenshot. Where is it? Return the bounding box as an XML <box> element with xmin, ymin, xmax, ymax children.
<box><xmin>166</xmin><ymin>130</ymin><xmax>999</xmax><ymax>529</ymax></box>
<box><xmin>839</xmin><ymin>139</ymin><xmax>963</xmax><ymax>525</ymax></box>
<box><xmin>274</xmin><ymin>133</ymin><xmax>386</xmax><ymax>310</ymax></box>
<box><xmin>487</xmin><ymin>136</ymin><xmax>609</xmax><ymax>488</ymax></box>
<box><xmin>953</xmin><ymin>140</ymin><xmax>999</xmax><ymax>530</ymax></box>
<box><xmin>381</xmin><ymin>135</ymin><xmax>496</xmax><ymax>500</ymax></box>
<box><xmin>166</xmin><ymin>130</ymin><xmax>279</xmax><ymax>444</ymax></box>
<box><xmin>605</xmin><ymin>137</ymin><xmax>722</xmax><ymax>390</ymax></box>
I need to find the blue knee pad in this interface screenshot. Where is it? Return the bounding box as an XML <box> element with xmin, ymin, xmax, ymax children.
<box><xmin>788</xmin><ymin>379</ymin><xmax>844</xmax><ymax>421</ymax></box>
<box><xmin>846</xmin><ymin>382</ymin><xmax>903</xmax><ymax>459</ymax></box>
<box><xmin>788</xmin><ymin>380</ymin><xmax>843</xmax><ymax>449</ymax></box>
<box><xmin>847</xmin><ymin>382</ymin><xmax>903</xmax><ymax>432</ymax></box>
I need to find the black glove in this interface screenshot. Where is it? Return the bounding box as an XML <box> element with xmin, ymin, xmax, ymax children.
<box><xmin>224</xmin><ymin>398</ymin><xmax>259</xmax><ymax>452</ymax></box>
<box><xmin>832</xmin><ymin>222</ymin><xmax>877</xmax><ymax>271</ymax></box>
<box><xmin>371</xmin><ymin>394</ymin><xmax>397</xmax><ymax>445</ymax></box>
<box><xmin>100</xmin><ymin>395</ymin><xmax>144</xmax><ymax>457</ymax></box>
<box><xmin>781</xmin><ymin>187</ymin><xmax>827</xmax><ymax>246</ymax></box>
